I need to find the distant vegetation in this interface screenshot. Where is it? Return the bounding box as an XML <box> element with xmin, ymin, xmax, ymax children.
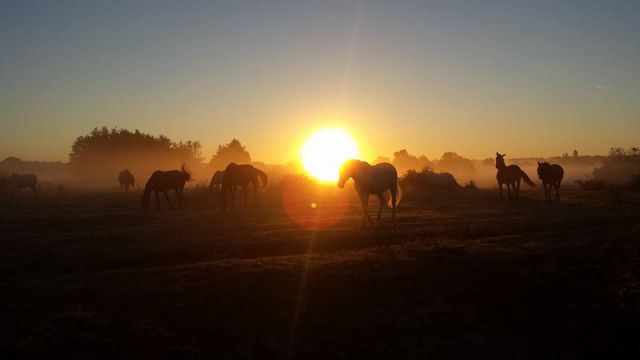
<box><xmin>593</xmin><ymin>146</ymin><xmax>640</xmax><ymax>190</ymax></box>
<box><xmin>69</xmin><ymin>127</ymin><xmax>203</xmax><ymax>183</ymax></box>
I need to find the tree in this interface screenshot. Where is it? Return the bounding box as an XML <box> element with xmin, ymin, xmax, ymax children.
<box><xmin>434</xmin><ymin>152</ymin><xmax>475</xmax><ymax>182</ymax></box>
<box><xmin>69</xmin><ymin>127</ymin><xmax>203</xmax><ymax>182</ymax></box>
<box><xmin>391</xmin><ymin>150</ymin><xmax>432</xmax><ymax>173</ymax></box>
<box><xmin>373</xmin><ymin>156</ymin><xmax>391</xmax><ymax>164</ymax></box>
<box><xmin>209</xmin><ymin>139</ymin><xmax>251</xmax><ymax>169</ymax></box>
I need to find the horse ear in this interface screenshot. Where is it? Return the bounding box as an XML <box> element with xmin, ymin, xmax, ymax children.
<box><xmin>496</xmin><ymin>152</ymin><xmax>499</xmax><ymax>156</ymax></box>
<box><xmin>537</xmin><ymin>161</ymin><xmax>540</xmax><ymax>165</ymax></box>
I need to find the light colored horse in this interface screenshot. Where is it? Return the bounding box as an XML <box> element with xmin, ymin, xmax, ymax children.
<box><xmin>141</xmin><ymin>164</ymin><xmax>192</xmax><ymax>211</ymax></box>
<box><xmin>338</xmin><ymin>159</ymin><xmax>400</xmax><ymax>226</ymax></box>
<box><xmin>1</xmin><ymin>173</ymin><xmax>38</xmax><ymax>194</ymax></box>
<box><xmin>118</xmin><ymin>169</ymin><xmax>135</xmax><ymax>192</ymax></box>
<box><xmin>209</xmin><ymin>170</ymin><xmax>225</xmax><ymax>193</ymax></box>
<box><xmin>220</xmin><ymin>163</ymin><xmax>268</xmax><ymax>211</ymax></box>
<box><xmin>495</xmin><ymin>153</ymin><xmax>535</xmax><ymax>203</ymax></box>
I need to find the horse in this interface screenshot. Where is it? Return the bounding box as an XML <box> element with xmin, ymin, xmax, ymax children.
<box><xmin>338</xmin><ymin>159</ymin><xmax>400</xmax><ymax>226</ymax></box>
<box><xmin>574</xmin><ymin>179</ymin><xmax>606</xmax><ymax>191</ymax></box>
<box><xmin>118</xmin><ymin>169</ymin><xmax>135</xmax><ymax>192</ymax></box>
<box><xmin>416</xmin><ymin>170</ymin><xmax>463</xmax><ymax>192</ymax></box>
<box><xmin>209</xmin><ymin>170</ymin><xmax>225</xmax><ymax>193</ymax></box>
<box><xmin>220</xmin><ymin>163</ymin><xmax>268</xmax><ymax>211</ymax></box>
<box><xmin>537</xmin><ymin>162</ymin><xmax>564</xmax><ymax>203</ymax></box>
<box><xmin>495</xmin><ymin>152</ymin><xmax>535</xmax><ymax>203</ymax></box>
<box><xmin>141</xmin><ymin>164</ymin><xmax>192</xmax><ymax>211</ymax></box>
<box><xmin>1</xmin><ymin>173</ymin><xmax>38</xmax><ymax>195</ymax></box>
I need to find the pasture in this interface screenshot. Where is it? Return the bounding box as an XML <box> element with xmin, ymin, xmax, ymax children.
<box><xmin>1</xmin><ymin>186</ymin><xmax>639</xmax><ymax>358</ymax></box>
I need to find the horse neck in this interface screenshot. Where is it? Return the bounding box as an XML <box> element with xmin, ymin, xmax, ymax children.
<box><xmin>496</xmin><ymin>161</ymin><xmax>507</xmax><ymax>171</ymax></box>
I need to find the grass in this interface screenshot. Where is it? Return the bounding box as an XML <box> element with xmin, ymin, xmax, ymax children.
<box><xmin>1</xmin><ymin>186</ymin><xmax>639</xmax><ymax>358</ymax></box>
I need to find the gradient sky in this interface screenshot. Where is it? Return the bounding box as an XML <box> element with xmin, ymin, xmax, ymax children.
<box><xmin>1</xmin><ymin>0</ymin><xmax>639</xmax><ymax>163</ymax></box>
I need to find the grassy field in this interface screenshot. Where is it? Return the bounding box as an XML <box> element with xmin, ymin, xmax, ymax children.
<box><xmin>1</xmin><ymin>185</ymin><xmax>639</xmax><ymax>358</ymax></box>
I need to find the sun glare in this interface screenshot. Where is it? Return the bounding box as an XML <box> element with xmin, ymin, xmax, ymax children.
<box><xmin>301</xmin><ymin>128</ymin><xmax>360</xmax><ymax>182</ymax></box>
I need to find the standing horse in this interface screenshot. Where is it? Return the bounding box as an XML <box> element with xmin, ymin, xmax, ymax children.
<box><xmin>209</xmin><ymin>170</ymin><xmax>225</xmax><ymax>193</ymax></box>
<box><xmin>1</xmin><ymin>173</ymin><xmax>38</xmax><ymax>194</ymax></box>
<box><xmin>141</xmin><ymin>164</ymin><xmax>192</xmax><ymax>211</ymax></box>
<box><xmin>537</xmin><ymin>162</ymin><xmax>564</xmax><ymax>203</ymax></box>
<box><xmin>220</xmin><ymin>163</ymin><xmax>268</xmax><ymax>211</ymax></box>
<box><xmin>118</xmin><ymin>169</ymin><xmax>135</xmax><ymax>192</ymax></box>
<box><xmin>495</xmin><ymin>153</ymin><xmax>535</xmax><ymax>203</ymax></box>
<box><xmin>338</xmin><ymin>159</ymin><xmax>400</xmax><ymax>226</ymax></box>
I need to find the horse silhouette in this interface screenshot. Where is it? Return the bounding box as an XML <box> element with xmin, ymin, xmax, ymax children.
<box><xmin>141</xmin><ymin>164</ymin><xmax>192</xmax><ymax>211</ymax></box>
<box><xmin>537</xmin><ymin>162</ymin><xmax>564</xmax><ymax>203</ymax></box>
<box><xmin>1</xmin><ymin>173</ymin><xmax>38</xmax><ymax>194</ymax></box>
<box><xmin>575</xmin><ymin>179</ymin><xmax>606</xmax><ymax>191</ymax></box>
<box><xmin>209</xmin><ymin>170</ymin><xmax>225</xmax><ymax>193</ymax></box>
<box><xmin>495</xmin><ymin>153</ymin><xmax>535</xmax><ymax>203</ymax></box>
<box><xmin>338</xmin><ymin>159</ymin><xmax>400</xmax><ymax>226</ymax></box>
<box><xmin>118</xmin><ymin>169</ymin><xmax>135</xmax><ymax>192</ymax></box>
<box><xmin>416</xmin><ymin>170</ymin><xmax>462</xmax><ymax>192</ymax></box>
<box><xmin>220</xmin><ymin>163</ymin><xmax>268</xmax><ymax>211</ymax></box>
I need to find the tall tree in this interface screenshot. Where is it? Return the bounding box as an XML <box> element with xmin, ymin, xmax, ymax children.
<box><xmin>209</xmin><ymin>139</ymin><xmax>251</xmax><ymax>169</ymax></box>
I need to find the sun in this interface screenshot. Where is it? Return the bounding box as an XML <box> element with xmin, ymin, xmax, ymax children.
<box><xmin>301</xmin><ymin>128</ymin><xmax>360</xmax><ymax>182</ymax></box>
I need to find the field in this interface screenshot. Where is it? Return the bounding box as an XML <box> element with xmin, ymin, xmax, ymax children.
<box><xmin>2</xmin><ymin>185</ymin><xmax>640</xmax><ymax>359</ymax></box>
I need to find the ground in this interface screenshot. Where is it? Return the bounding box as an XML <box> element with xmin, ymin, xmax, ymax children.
<box><xmin>1</xmin><ymin>186</ymin><xmax>639</xmax><ymax>359</ymax></box>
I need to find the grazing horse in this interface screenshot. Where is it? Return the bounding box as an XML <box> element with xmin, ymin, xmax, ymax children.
<box><xmin>220</xmin><ymin>163</ymin><xmax>268</xmax><ymax>211</ymax></box>
<box><xmin>495</xmin><ymin>153</ymin><xmax>535</xmax><ymax>203</ymax></box>
<box><xmin>118</xmin><ymin>169</ymin><xmax>135</xmax><ymax>192</ymax></box>
<box><xmin>416</xmin><ymin>170</ymin><xmax>462</xmax><ymax>192</ymax></box>
<box><xmin>1</xmin><ymin>173</ymin><xmax>38</xmax><ymax>194</ymax></box>
<box><xmin>338</xmin><ymin>159</ymin><xmax>400</xmax><ymax>226</ymax></box>
<box><xmin>209</xmin><ymin>170</ymin><xmax>225</xmax><ymax>193</ymax></box>
<box><xmin>141</xmin><ymin>164</ymin><xmax>192</xmax><ymax>211</ymax></box>
<box><xmin>537</xmin><ymin>162</ymin><xmax>564</xmax><ymax>203</ymax></box>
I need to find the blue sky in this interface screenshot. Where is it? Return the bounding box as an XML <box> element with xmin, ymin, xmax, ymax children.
<box><xmin>1</xmin><ymin>0</ymin><xmax>639</xmax><ymax>162</ymax></box>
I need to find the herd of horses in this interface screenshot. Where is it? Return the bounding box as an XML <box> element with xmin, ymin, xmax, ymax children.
<box><xmin>2</xmin><ymin>152</ymin><xmax>567</xmax><ymax>225</ymax></box>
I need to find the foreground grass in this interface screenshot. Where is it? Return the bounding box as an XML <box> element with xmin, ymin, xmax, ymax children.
<box><xmin>1</xmin><ymin>188</ymin><xmax>639</xmax><ymax>358</ymax></box>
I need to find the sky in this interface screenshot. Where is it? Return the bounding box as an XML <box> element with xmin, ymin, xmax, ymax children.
<box><xmin>1</xmin><ymin>0</ymin><xmax>639</xmax><ymax>163</ymax></box>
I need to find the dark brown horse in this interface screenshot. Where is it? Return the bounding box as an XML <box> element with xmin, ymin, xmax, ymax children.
<box><xmin>495</xmin><ymin>153</ymin><xmax>535</xmax><ymax>203</ymax></box>
<box><xmin>338</xmin><ymin>159</ymin><xmax>400</xmax><ymax>226</ymax></box>
<box><xmin>118</xmin><ymin>169</ymin><xmax>135</xmax><ymax>192</ymax></box>
<box><xmin>1</xmin><ymin>173</ymin><xmax>38</xmax><ymax>194</ymax></box>
<box><xmin>537</xmin><ymin>162</ymin><xmax>564</xmax><ymax>203</ymax></box>
<box><xmin>208</xmin><ymin>170</ymin><xmax>224</xmax><ymax>193</ymax></box>
<box><xmin>220</xmin><ymin>163</ymin><xmax>268</xmax><ymax>211</ymax></box>
<box><xmin>141</xmin><ymin>164</ymin><xmax>192</xmax><ymax>211</ymax></box>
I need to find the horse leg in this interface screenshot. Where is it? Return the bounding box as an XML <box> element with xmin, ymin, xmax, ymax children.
<box><xmin>243</xmin><ymin>185</ymin><xmax>248</xmax><ymax>208</ymax></box>
<box><xmin>391</xmin><ymin>186</ymin><xmax>397</xmax><ymax>221</ymax></box>
<box><xmin>515</xmin><ymin>180</ymin><xmax>521</xmax><ymax>202</ymax></box>
<box><xmin>506</xmin><ymin>183</ymin><xmax>512</xmax><ymax>203</ymax></box>
<box><xmin>555</xmin><ymin>182</ymin><xmax>561</xmax><ymax>202</ymax></box>
<box><xmin>164</xmin><ymin>191</ymin><xmax>173</xmax><ymax>210</ymax></box>
<box><xmin>155</xmin><ymin>190</ymin><xmax>160</xmax><ymax>211</ymax></box>
<box><xmin>376</xmin><ymin>193</ymin><xmax>385</xmax><ymax>222</ymax></box>
<box><xmin>175</xmin><ymin>188</ymin><xmax>183</xmax><ymax>209</ymax></box>
<box><xmin>498</xmin><ymin>182</ymin><xmax>503</xmax><ymax>203</ymax></box>
<box><xmin>359</xmin><ymin>191</ymin><xmax>371</xmax><ymax>227</ymax></box>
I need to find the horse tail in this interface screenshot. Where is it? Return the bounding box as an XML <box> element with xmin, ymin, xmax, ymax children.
<box><xmin>256</xmin><ymin>168</ymin><xmax>268</xmax><ymax>189</ymax></box>
<box><xmin>387</xmin><ymin>182</ymin><xmax>403</xmax><ymax>208</ymax></box>
<box><xmin>520</xmin><ymin>169</ymin><xmax>536</xmax><ymax>187</ymax></box>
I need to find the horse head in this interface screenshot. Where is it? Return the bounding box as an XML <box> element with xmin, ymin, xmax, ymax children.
<box><xmin>495</xmin><ymin>153</ymin><xmax>506</xmax><ymax>169</ymax></box>
<box><xmin>338</xmin><ymin>159</ymin><xmax>364</xmax><ymax>188</ymax></box>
